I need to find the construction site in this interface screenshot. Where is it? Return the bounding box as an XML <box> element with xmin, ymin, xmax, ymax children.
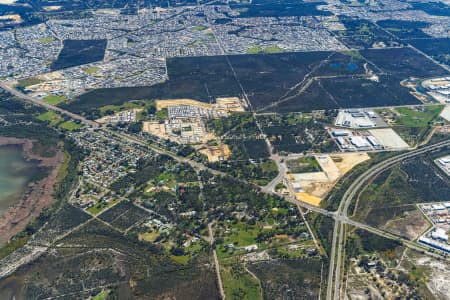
<box><xmin>285</xmin><ymin>153</ymin><xmax>370</xmax><ymax>206</ymax></box>
<box><xmin>143</xmin><ymin>97</ymin><xmax>246</xmax><ymax>151</ymax></box>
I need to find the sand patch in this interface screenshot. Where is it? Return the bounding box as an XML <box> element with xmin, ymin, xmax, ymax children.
<box><xmin>331</xmin><ymin>152</ymin><xmax>370</xmax><ymax>175</ymax></box>
<box><xmin>200</xmin><ymin>144</ymin><xmax>231</xmax><ymax>162</ymax></box>
<box><xmin>289</xmin><ymin>153</ymin><xmax>370</xmax><ymax>206</ymax></box>
<box><xmin>440</xmin><ymin>105</ymin><xmax>450</xmax><ymax>122</ymax></box>
<box><xmin>315</xmin><ymin>155</ymin><xmax>339</xmax><ymax>181</ymax></box>
<box><xmin>143</xmin><ymin>121</ymin><xmax>166</xmax><ymax>136</ymax></box>
<box><xmin>42</xmin><ymin>5</ymin><xmax>62</xmax><ymax>11</ymax></box>
<box><xmin>295</xmin><ymin>192</ymin><xmax>322</xmax><ymax>206</ymax></box>
<box><xmin>0</xmin><ymin>14</ymin><xmax>22</xmax><ymax>22</ymax></box>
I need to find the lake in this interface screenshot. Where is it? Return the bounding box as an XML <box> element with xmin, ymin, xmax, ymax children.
<box><xmin>0</xmin><ymin>145</ymin><xmax>41</xmax><ymax>215</ymax></box>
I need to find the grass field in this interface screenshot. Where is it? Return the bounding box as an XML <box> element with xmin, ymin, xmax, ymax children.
<box><xmin>191</xmin><ymin>25</ymin><xmax>207</xmax><ymax>31</ymax></box>
<box><xmin>93</xmin><ymin>290</ymin><xmax>110</xmax><ymax>300</ymax></box>
<box><xmin>263</xmin><ymin>46</ymin><xmax>284</xmax><ymax>53</ymax></box>
<box><xmin>17</xmin><ymin>77</ymin><xmax>43</xmax><ymax>88</ymax></box>
<box><xmin>38</xmin><ymin>37</ymin><xmax>55</xmax><ymax>44</ymax></box>
<box><xmin>59</xmin><ymin>121</ymin><xmax>83</xmax><ymax>131</ymax></box>
<box><xmin>287</xmin><ymin>156</ymin><xmax>322</xmax><ymax>173</ymax></box>
<box><xmin>43</xmin><ymin>95</ymin><xmax>68</xmax><ymax>105</ymax></box>
<box><xmin>37</xmin><ymin>111</ymin><xmax>63</xmax><ymax>126</ymax></box>
<box><xmin>246</xmin><ymin>45</ymin><xmax>284</xmax><ymax>54</ymax></box>
<box><xmin>394</xmin><ymin>105</ymin><xmax>444</xmax><ymax>127</ymax></box>
<box><xmin>379</xmin><ymin>105</ymin><xmax>445</xmax><ymax>145</ymax></box>
<box><xmin>87</xmin><ymin>198</ymin><xmax>121</xmax><ymax>215</ymax></box>
<box><xmin>221</xmin><ymin>260</ymin><xmax>261</xmax><ymax>300</ymax></box>
<box><xmin>83</xmin><ymin>66</ymin><xmax>99</xmax><ymax>74</ymax></box>
<box><xmin>246</xmin><ymin>45</ymin><xmax>262</xmax><ymax>54</ymax></box>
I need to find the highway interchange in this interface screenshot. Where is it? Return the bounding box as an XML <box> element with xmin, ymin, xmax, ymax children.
<box><xmin>2</xmin><ymin>83</ymin><xmax>450</xmax><ymax>300</ymax></box>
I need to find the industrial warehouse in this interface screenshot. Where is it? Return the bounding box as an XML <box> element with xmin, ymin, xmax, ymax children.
<box><xmin>418</xmin><ymin>203</ymin><xmax>450</xmax><ymax>254</ymax></box>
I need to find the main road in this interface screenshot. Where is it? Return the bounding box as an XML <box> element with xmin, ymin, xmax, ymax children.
<box><xmin>327</xmin><ymin>138</ymin><xmax>450</xmax><ymax>300</ymax></box>
<box><xmin>0</xmin><ymin>82</ymin><xmax>99</xmax><ymax>128</ymax></box>
<box><xmin>2</xmin><ymin>82</ymin><xmax>450</xmax><ymax>299</ymax></box>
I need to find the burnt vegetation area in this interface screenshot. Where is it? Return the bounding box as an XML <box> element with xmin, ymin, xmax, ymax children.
<box><xmin>248</xmin><ymin>258</ymin><xmax>324</xmax><ymax>300</ymax></box>
<box><xmin>51</xmin><ymin>39</ymin><xmax>107</xmax><ymax>71</ymax></box>
<box><xmin>257</xmin><ymin>112</ymin><xmax>338</xmax><ymax>154</ymax></box>
<box><xmin>66</xmin><ymin>44</ymin><xmax>440</xmax><ymax>115</ymax></box>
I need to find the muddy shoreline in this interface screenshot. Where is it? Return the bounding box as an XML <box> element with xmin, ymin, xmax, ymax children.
<box><xmin>0</xmin><ymin>137</ymin><xmax>64</xmax><ymax>246</ymax></box>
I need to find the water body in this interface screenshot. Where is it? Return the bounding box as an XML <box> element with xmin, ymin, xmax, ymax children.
<box><xmin>0</xmin><ymin>145</ymin><xmax>41</xmax><ymax>215</ymax></box>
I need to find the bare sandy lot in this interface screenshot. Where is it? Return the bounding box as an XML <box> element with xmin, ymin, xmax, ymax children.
<box><xmin>143</xmin><ymin>121</ymin><xmax>166</xmax><ymax>136</ymax></box>
<box><xmin>440</xmin><ymin>105</ymin><xmax>450</xmax><ymax>122</ymax></box>
<box><xmin>369</xmin><ymin>128</ymin><xmax>410</xmax><ymax>150</ymax></box>
<box><xmin>42</xmin><ymin>5</ymin><xmax>62</xmax><ymax>11</ymax></box>
<box><xmin>0</xmin><ymin>14</ymin><xmax>22</xmax><ymax>22</ymax></box>
<box><xmin>199</xmin><ymin>144</ymin><xmax>231</xmax><ymax>162</ymax></box>
<box><xmin>295</xmin><ymin>192</ymin><xmax>322</xmax><ymax>206</ymax></box>
<box><xmin>289</xmin><ymin>153</ymin><xmax>370</xmax><ymax>206</ymax></box>
<box><xmin>331</xmin><ymin>152</ymin><xmax>370</xmax><ymax>175</ymax></box>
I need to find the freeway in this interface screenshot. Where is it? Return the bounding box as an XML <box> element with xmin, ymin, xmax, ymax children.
<box><xmin>327</xmin><ymin>138</ymin><xmax>450</xmax><ymax>300</ymax></box>
<box><xmin>3</xmin><ymin>81</ymin><xmax>450</xmax><ymax>299</ymax></box>
<box><xmin>0</xmin><ymin>82</ymin><xmax>99</xmax><ymax>128</ymax></box>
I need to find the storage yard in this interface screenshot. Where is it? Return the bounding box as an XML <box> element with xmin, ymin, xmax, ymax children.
<box><xmin>329</xmin><ymin>127</ymin><xmax>409</xmax><ymax>152</ymax></box>
<box><xmin>435</xmin><ymin>155</ymin><xmax>450</xmax><ymax>177</ymax></box>
<box><xmin>422</xmin><ymin>77</ymin><xmax>450</xmax><ymax>104</ymax></box>
<box><xmin>334</xmin><ymin>109</ymin><xmax>387</xmax><ymax>128</ymax></box>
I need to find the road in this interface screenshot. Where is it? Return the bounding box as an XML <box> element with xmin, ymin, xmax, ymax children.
<box><xmin>208</xmin><ymin>222</ymin><xmax>226</xmax><ymax>300</ymax></box>
<box><xmin>1</xmin><ymin>82</ymin><xmax>229</xmax><ymax>178</ymax></box>
<box><xmin>327</xmin><ymin>138</ymin><xmax>450</xmax><ymax>300</ymax></box>
<box><xmin>0</xmin><ymin>82</ymin><xmax>99</xmax><ymax>128</ymax></box>
<box><xmin>2</xmin><ymin>82</ymin><xmax>450</xmax><ymax>297</ymax></box>
<box><xmin>262</xmin><ymin>154</ymin><xmax>286</xmax><ymax>193</ymax></box>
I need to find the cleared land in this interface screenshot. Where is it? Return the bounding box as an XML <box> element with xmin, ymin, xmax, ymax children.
<box><xmin>368</xmin><ymin>128</ymin><xmax>410</xmax><ymax>150</ymax></box>
<box><xmin>289</xmin><ymin>153</ymin><xmax>370</xmax><ymax>206</ymax></box>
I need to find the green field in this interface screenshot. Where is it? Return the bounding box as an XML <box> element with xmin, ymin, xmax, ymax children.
<box><xmin>263</xmin><ymin>46</ymin><xmax>284</xmax><ymax>53</ymax></box>
<box><xmin>59</xmin><ymin>121</ymin><xmax>83</xmax><ymax>131</ymax></box>
<box><xmin>287</xmin><ymin>156</ymin><xmax>322</xmax><ymax>173</ymax></box>
<box><xmin>87</xmin><ymin>198</ymin><xmax>121</xmax><ymax>215</ymax></box>
<box><xmin>221</xmin><ymin>261</ymin><xmax>261</xmax><ymax>300</ymax></box>
<box><xmin>17</xmin><ymin>77</ymin><xmax>44</xmax><ymax>88</ymax></box>
<box><xmin>37</xmin><ymin>111</ymin><xmax>63</xmax><ymax>126</ymax></box>
<box><xmin>247</xmin><ymin>45</ymin><xmax>263</xmax><ymax>54</ymax></box>
<box><xmin>394</xmin><ymin>105</ymin><xmax>443</xmax><ymax>127</ymax></box>
<box><xmin>43</xmin><ymin>95</ymin><xmax>68</xmax><ymax>105</ymax></box>
<box><xmin>83</xmin><ymin>66</ymin><xmax>99</xmax><ymax>74</ymax></box>
<box><xmin>223</xmin><ymin>223</ymin><xmax>258</xmax><ymax>246</ymax></box>
<box><xmin>246</xmin><ymin>45</ymin><xmax>284</xmax><ymax>54</ymax></box>
<box><xmin>93</xmin><ymin>289</ymin><xmax>110</xmax><ymax>300</ymax></box>
<box><xmin>38</xmin><ymin>37</ymin><xmax>55</xmax><ymax>44</ymax></box>
<box><xmin>191</xmin><ymin>25</ymin><xmax>208</xmax><ymax>31</ymax></box>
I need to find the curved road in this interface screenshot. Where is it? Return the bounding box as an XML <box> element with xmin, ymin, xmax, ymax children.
<box><xmin>327</xmin><ymin>138</ymin><xmax>450</xmax><ymax>300</ymax></box>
